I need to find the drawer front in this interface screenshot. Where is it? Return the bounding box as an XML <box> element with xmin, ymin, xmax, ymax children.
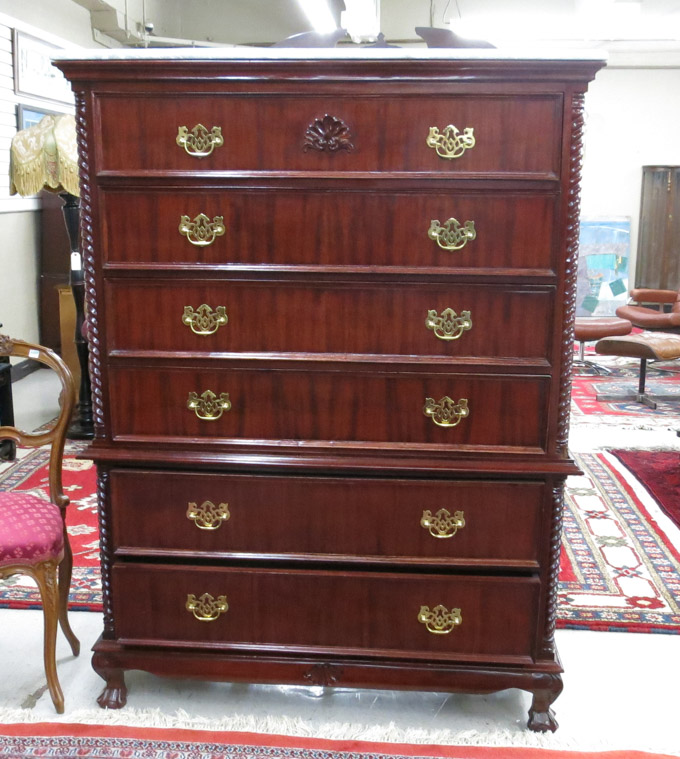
<box><xmin>97</xmin><ymin>94</ymin><xmax>562</xmax><ymax>175</ymax></box>
<box><xmin>112</xmin><ymin>564</ymin><xmax>539</xmax><ymax>663</ymax></box>
<box><xmin>108</xmin><ymin>366</ymin><xmax>549</xmax><ymax>452</ymax></box>
<box><xmin>104</xmin><ymin>280</ymin><xmax>554</xmax><ymax>362</ymax></box>
<box><xmin>110</xmin><ymin>469</ymin><xmax>545</xmax><ymax>565</ymax></box>
<box><xmin>101</xmin><ymin>190</ymin><xmax>557</xmax><ymax>271</ymax></box>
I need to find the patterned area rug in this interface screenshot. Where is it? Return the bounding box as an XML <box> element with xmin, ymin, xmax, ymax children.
<box><xmin>571</xmin><ymin>360</ymin><xmax>680</xmax><ymax>418</ymax></box>
<box><xmin>1</xmin><ymin>722</ymin><xmax>677</xmax><ymax>759</ymax></box>
<box><xmin>559</xmin><ymin>453</ymin><xmax>680</xmax><ymax>633</ymax></box>
<box><xmin>2</xmin><ymin>447</ymin><xmax>680</xmax><ymax>633</ymax></box>
<box><xmin>611</xmin><ymin>449</ymin><xmax>680</xmax><ymax>530</ymax></box>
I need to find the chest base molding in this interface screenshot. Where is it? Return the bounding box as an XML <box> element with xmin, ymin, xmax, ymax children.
<box><xmin>92</xmin><ymin>637</ymin><xmax>563</xmax><ymax>733</ymax></box>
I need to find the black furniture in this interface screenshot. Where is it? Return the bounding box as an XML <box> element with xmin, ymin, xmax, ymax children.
<box><xmin>0</xmin><ymin>323</ymin><xmax>16</xmax><ymax>461</ymax></box>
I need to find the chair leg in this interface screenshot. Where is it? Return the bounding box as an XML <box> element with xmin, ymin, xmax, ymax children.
<box><xmin>596</xmin><ymin>357</ymin><xmax>679</xmax><ymax>408</ymax></box>
<box><xmin>34</xmin><ymin>561</ymin><xmax>65</xmax><ymax>714</ymax></box>
<box><xmin>58</xmin><ymin>536</ymin><xmax>80</xmax><ymax>657</ymax></box>
<box><xmin>574</xmin><ymin>340</ymin><xmax>612</xmax><ymax>375</ymax></box>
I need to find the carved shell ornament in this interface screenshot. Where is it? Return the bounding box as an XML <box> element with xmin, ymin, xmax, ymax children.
<box><xmin>303</xmin><ymin>114</ymin><xmax>355</xmax><ymax>153</ymax></box>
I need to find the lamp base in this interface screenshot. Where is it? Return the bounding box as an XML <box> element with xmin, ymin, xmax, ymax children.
<box><xmin>61</xmin><ymin>192</ymin><xmax>94</xmax><ymax>442</ymax></box>
<box><xmin>68</xmin><ymin>415</ymin><xmax>94</xmax><ymax>440</ymax></box>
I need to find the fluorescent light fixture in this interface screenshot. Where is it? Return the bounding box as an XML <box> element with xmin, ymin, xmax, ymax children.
<box><xmin>342</xmin><ymin>0</ymin><xmax>380</xmax><ymax>42</ymax></box>
<box><xmin>298</xmin><ymin>0</ymin><xmax>337</xmax><ymax>34</ymax></box>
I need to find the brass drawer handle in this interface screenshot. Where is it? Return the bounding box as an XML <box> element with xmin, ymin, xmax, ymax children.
<box><xmin>176</xmin><ymin>124</ymin><xmax>224</xmax><ymax>158</ymax></box>
<box><xmin>186</xmin><ymin>500</ymin><xmax>230</xmax><ymax>530</ymax></box>
<box><xmin>426</xmin><ymin>309</ymin><xmax>472</xmax><ymax>341</ymax></box>
<box><xmin>423</xmin><ymin>396</ymin><xmax>469</xmax><ymax>428</ymax></box>
<box><xmin>428</xmin><ymin>218</ymin><xmax>476</xmax><ymax>251</ymax></box>
<box><xmin>421</xmin><ymin>508</ymin><xmax>466</xmax><ymax>538</ymax></box>
<box><xmin>187</xmin><ymin>390</ymin><xmax>232</xmax><ymax>421</ymax></box>
<box><xmin>418</xmin><ymin>604</ymin><xmax>462</xmax><ymax>634</ymax></box>
<box><xmin>426</xmin><ymin>125</ymin><xmax>475</xmax><ymax>160</ymax></box>
<box><xmin>186</xmin><ymin>593</ymin><xmax>228</xmax><ymax>621</ymax></box>
<box><xmin>179</xmin><ymin>214</ymin><xmax>226</xmax><ymax>246</ymax></box>
<box><xmin>182</xmin><ymin>305</ymin><xmax>228</xmax><ymax>336</ymax></box>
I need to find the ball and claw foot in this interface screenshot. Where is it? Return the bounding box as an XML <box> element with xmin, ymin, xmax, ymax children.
<box><xmin>97</xmin><ymin>682</ymin><xmax>127</xmax><ymax>709</ymax></box>
<box><xmin>93</xmin><ymin>657</ymin><xmax>127</xmax><ymax>709</ymax></box>
<box><xmin>527</xmin><ymin>705</ymin><xmax>559</xmax><ymax>732</ymax></box>
<box><xmin>527</xmin><ymin>673</ymin><xmax>562</xmax><ymax>732</ymax></box>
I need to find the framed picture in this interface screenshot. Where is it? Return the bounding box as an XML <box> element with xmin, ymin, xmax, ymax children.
<box><xmin>576</xmin><ymin>217</ymin><xmax>631</xmax><ymax>317</ymax></box>
<box><xmin>16</xmin><ymin>103</ymin><xmax>62</xmax><ymax>131</ymax></box>
<box><xmin>12</xmin><ymin>29</ymin><xmax>74</xmax><ymax>106</ymax></box>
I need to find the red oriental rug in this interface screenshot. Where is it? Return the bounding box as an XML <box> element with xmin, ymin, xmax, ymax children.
<box><xmin>2</xmin><ymin>447</ymin><xmax>680</xmax><ymax>634</ymax></box>
<box><xmin>0</xmin><ymin>722</ymin><xmax>677</xmax><ymax>759</ymax></box>
<box><xmin>558</xmin><ymin>453</ymin><xmax>680</xmax><ymax>633</ymax></box>
<box><xmin>611</xmin><ymin>450</ymin><xmax>680</xmax><ymax>530</ymax></box>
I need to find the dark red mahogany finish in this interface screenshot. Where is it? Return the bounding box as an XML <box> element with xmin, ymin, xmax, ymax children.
<box><xmin>55</xmin><ymin>53</ymin><xmax>604</xmax><ymax>731</ymax></box>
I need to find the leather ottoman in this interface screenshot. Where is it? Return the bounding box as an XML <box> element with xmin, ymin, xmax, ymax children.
<box><xmin>573</xmin><ymin>317</ymin><xmax>632</xmax><ymax>374</ymax></box>
<box><xmin>595</xmin><ymin>331</ymin><xmax>680</xmax><ymax>408</ymax></box>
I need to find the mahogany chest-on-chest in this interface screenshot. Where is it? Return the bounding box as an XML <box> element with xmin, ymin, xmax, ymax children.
<box><xmin>56</xmin><ymin>50</ymin><xmax>603</xmax><ymax>730</ymax></box>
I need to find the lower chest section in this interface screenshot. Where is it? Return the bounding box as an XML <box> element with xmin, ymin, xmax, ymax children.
<box><xmin>102</xmin><ymin>466</ymin><xmax>556</xmax><ymax>665</ymax></box>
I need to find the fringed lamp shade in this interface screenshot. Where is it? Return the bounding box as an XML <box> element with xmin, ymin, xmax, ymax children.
<box><xmin>9</xmin><ymin>114</ymin><xmax>79</xmax><ymax>198</ymax></box>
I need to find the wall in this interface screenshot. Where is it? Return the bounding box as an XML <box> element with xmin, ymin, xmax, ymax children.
<box><xmin>0</xmin><ymin>211</ymin><xmax>39</xmax><ymax>340</ymax></box>
<box><xmin>160</xmin><ymin>0</ymin><xmax>309</xmax><ymax>45</ymax></box>
<box><xmin>0</xmin><ymin>3</ymin><xmax>94</xmax><ymax>346</ymax></box>
<box><xmin>0</xmin><ymin>1</ymin><xmax>94</xmax><ymax>47</ymax></box>
<box><xmin>581</xmin><ymin>65</ymin><xmax>680</xmax><ymax>284</ymax></box>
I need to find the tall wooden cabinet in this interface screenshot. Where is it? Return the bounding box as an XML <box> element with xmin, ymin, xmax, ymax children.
<box><xmin>56</xmin><ymin>50</ymin><xmax>603</xmax><ymax>731</ymax></box>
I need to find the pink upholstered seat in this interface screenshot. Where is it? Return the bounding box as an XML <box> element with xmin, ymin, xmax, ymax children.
<box><xmin>0</xmin><ymin>333</ymin><xmax>79</xmax><ymax>714</ymax></box>
<box><xmin>0</xmin><ymin>492</ymin><xmax>64</xmax><ymax>567</ymax></box>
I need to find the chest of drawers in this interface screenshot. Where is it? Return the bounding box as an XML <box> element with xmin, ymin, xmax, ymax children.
<box><xmin>56</xmin><ymin>51</ymin><xmax>603</xmax><ymax>731</ymax></box>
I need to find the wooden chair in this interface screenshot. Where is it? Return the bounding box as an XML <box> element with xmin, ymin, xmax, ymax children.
<box><xmin>0</xmin><ymin>334</ymin><xmax>80</xmax><ymax>713</ymax></box>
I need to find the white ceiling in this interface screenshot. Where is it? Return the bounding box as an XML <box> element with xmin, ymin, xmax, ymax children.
<box><xmin>71</xmin><ymin>0</ymin><xmax>680</xmax><ymax>64</ymax></box>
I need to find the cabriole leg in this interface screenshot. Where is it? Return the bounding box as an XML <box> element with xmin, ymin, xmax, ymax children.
<box><xmin>527</xmin><ymin>673</ymin><xmax>563</xmax><ymax>732</ymax></box>
<box><xmin>92</xmin><ymin>653</ymin><xmax>127</xmax><ymax>709</ymax></box>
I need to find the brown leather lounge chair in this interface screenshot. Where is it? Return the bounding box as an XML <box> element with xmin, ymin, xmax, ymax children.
<box><xmin>616</xmin><ymin>288</ymin><xmax>680</xmax><ymax>332</ymax></box>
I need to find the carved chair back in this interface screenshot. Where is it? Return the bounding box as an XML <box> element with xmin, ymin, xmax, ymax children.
<box><xmin>0</xmin><ymin>334</ymin><xmax>76</xmax><ymax>511</ymax></box>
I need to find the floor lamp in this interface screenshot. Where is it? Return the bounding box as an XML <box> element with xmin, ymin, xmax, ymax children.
<box><xmin>10</xmin><ymin>114</ymin><xmax>93</xmax><ymax>439</ymax></box>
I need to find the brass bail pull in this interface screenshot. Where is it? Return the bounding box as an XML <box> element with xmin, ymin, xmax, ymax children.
<box><xmin>426</xmin><ymin>125</ymin><xmax>475</xmax><ymax>160</ymax></box>
<box><xmin>423</xmin><ymin>397</ymin><xmax>469</xmax><ymax>427</ymax></box>
<box><xmin>176</xmin><ymin>124</ymin><xmax>224</xmax><ymax>158</ymax></box>
<box><xmin>428</xmin><ymin>218</ymin><xmax>476</xmax><ymax>251</ymax></box>
<box><xmin>178</xmin><ymin>214</ymin><xmax>226</xmax><ymax>247</ymax></box>
<box><xmin>426</xmin><ymin>309</ymin><xmax>472</xmax><ymax>341</ymax></box>
<box><xmin>182</xmin><ymin>305</ymin><xmax>228</xmax><ymax>336</ymax></box>
<box><xmin>186</xmin><ymin>501</ymin><xmax>230</xmax><ymax>530</ymax></box>
<box><xmin>420</xmin><ymin>508</ymin><xmax>466</xmax><ymax>538</ymax></box>
<box><xmin>418</xmin><ymin>604</ymin><xmax>462</xmax><ymax>634</ymax></box>
<box><xmin>186</xmin><ymin>593</ymin><xmax>228</xmax><ymax>621</ymax></box>
<box><xmin>187</xmin><ymin>390</ymin><xmax>232</xmax><ymax>421</ymax></box>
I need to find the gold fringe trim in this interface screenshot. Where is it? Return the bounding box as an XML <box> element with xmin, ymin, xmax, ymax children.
<box><xmin>9</xmin><ymin>154</ymin><xmax>45</xmax><ymax>197</ymax></box>
<box><xmin>9</xmin><ymin>114</ymin><xmax>80</xmax><ymax>198</ymax></box>
<box><xmin>9</xmin><ymin>153</ymin><xmax>80</xmax><ymax>197</ymax></box>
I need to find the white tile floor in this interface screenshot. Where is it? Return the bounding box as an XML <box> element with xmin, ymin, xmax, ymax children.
<box><xmin>2</xmin><ymin>368</ymin><xmax>680</xmax><ymax>755</ymax></box>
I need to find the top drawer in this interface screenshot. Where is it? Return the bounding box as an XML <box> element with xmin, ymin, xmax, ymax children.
<box><xmin>96</xmin><ymin>94</ymin><xmax>563</xmax><ymax>176</ymax></box>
